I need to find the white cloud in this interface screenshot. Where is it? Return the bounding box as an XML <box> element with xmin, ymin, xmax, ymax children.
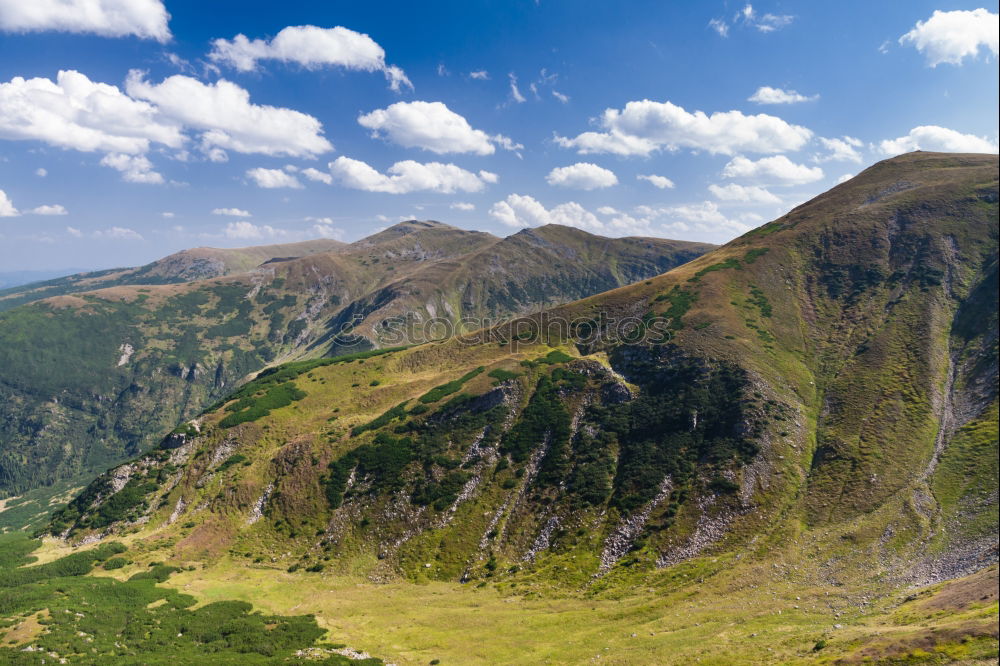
<box><xmin>162</xmin><ymin>211</ymin><xmax>175</xmax><ymax>218</ymax></box>
<box><xmin>95</xmin><ymin>226</ymin><xmax>143</xmax><ymax>240</ymax></box>
<box><xmin>246</xmin><ymin>167</ymin><xmax>302</xmax><ymax>189</ymax></box>
<box><xmin>508</xmin><ymin>73</ymin><xmax>526</xmax><ymax>103</ymax></box>
<box><xmin>899</xmin><ymin>9</ymin><xmax>999</xmax><ymax>66</ymax></box>
<box><xmin>815</xmin><ymin>136</ymin><xmax>863</xmax><ymax>163</ymax></box>
<box><xmin>125</xmin><ymin>71</ymin><xmax>332</xmax><ymax>158</ymax></box>
<box><xmin>709</xmin><ymin>183</ymin><xmax>781</xmax><ymax>204</ymax></box>
<box><xmin>546</xmin><ymin>162</ymin><xmax>618</xmax><ymax>190</ymax></box>
<box><xmin>555</xmin><ymin>99</ymin><xmax>812</xmax><ymax>156</ymax></box>
<box><xmin>329</xmin><ymin>156</ymin><xmax>494</xmax><ymax>194</ymax></box>
<box><xmin>450</xmin><ymin>202</ymin><xmax>475</xmax><ymax>211</ymax></box>
<box><xmin>637</xmin><ymin>173</ymin><xmax>675</xmax><ymax>189</ymax></box>
<box><xmin>489</xmin><ymin>194</ymin><xmax>603</xmax><ymax>232</ymax></box>
<box><xmin>748</xmin><ymin>86</ymin><xmax>818</xmax><ymax>104</ymax></box>
<box><xmin>836</xmin><ymin>173</ymin><xmax>854</xmax><ymax>184</ymax></box>
<box><xmin>66</xmin><ymin>226</ymin><xmax>83</xmax><ymax>237</ymax></box>
<box><xmin>208</xmin><ymin>25</ymin><xmax>411</xmax><ymax>90</ymax></box>
<box><xmin>710</xmin><ymin>5</ymin><xmax>794</xmax><ymax>37</ymax></box>
<box><xmin>0</xmin><ymin>0</ymin><xmax>171</xmax><ymax>42</ymax></box>
<box><xmin>0</xmin><ymin>70</ymin><xmax>182</xmax><ymax>154</ymax></box>
<box><xmin>552</xmin><ymin>91</ymin><xmax>570</xmax><ymax>104</ymax></box>
<box><xmin>722</xmin><ymin>155</ymin><xmax>823</xmax><ymax>185</ymax></box>
<box><xmin>708</xmin><ymin>18</ymin><xmax>729</xmax><ymax>37</ymax></box>
<box><xmin>212</xmin><ymin>207</ymin><xmax>251</xmax><ymax>217</ymax></box>
<box><xmin>596</xmin><ymin>206</ymin><xmax>619</xmax><ymax>215</ymax></box>
<box><xmin>35</xmin><ymin>167</ymin><xmax>47</xmax><ymax>177</ymax></box>
<box><xmin>223</xmin><ymin>221</ymin><xmax>284</xmax><ymax>240</ymax></box>
<box><xmin>358</xmin><ymin>101</ymin><xmax>502</xmax><ymax>155</ymax></box>
<box><xmin>100</xmin><ymin>152</ymin><xmax>164</xmax><ymax>183</ymax></box>
<box><xmin>306</xmin><ymin>218</ymin><xmax>344</xmax><ymax>239</ymax></box>
<box><xmin>0</xmin><ymin>189</ymin><xmax>17</xmax><ymax>216</ymax></box>
<box><xmin>478</xmin><ymin>170</ymin><xmax>499</xmax><ymax>184</ymax></box>
<box><xmin>301</xmin><ymin>167</ymin><xmax>333</xmax><ymax>184</ymax></box>
<box><xmin>469</xmin><ymin>70</ymin><xmax>490</xmax><ymax>80</ymax></box>
<box><xmin>28</xmin><ymin>204</ymin><xmax>67</xmax><ymax>215</ymax></box>
<box><xmin>878</xmin><ymin>125</ymin><xmax>998</xmax><ymax>155</ymax></box>
<box><xmin>660</xmin><ymin>201</ymin><xmax>756</xmax><ymax>235</ymax></box>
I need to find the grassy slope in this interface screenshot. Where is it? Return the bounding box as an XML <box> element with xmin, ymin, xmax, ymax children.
<box><xmin>34</xmin><ymin>153</ymin><xmax>997</xmax><ymax>663</ymax></box>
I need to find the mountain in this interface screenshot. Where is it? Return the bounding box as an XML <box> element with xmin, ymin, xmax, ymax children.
<box><xmin>25</xmin><ymin>152</ymin><xmax>999</xmax><ymax>663</ymax></box>
<box><xmin>0</xmin><ymin>224</ymin><xmax>712</xmax><ymax>497</ymax></box>
<box><xmin>0</xmin><ymin>238</ymin><xmax>347</xmax><ymax>312</ymax></box>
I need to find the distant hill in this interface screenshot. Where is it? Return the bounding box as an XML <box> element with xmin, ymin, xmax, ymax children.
<box><xmin>0</xmin><ymin>238</ymin><xmax>347</xmax><ymax>312</ymax></box>
<box><xmin>0</xmin><ymin>223</ymin><xmax>711</xmax><ymax>496</ymax></box>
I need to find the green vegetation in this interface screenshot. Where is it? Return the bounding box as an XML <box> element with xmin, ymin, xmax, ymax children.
<box><xmin>418</xmin><ymin>367</ymin><xmax>485</xmax><ymax>404</ymax></box>
<box><xmin>351</xmin><ymin>402</ymin><xmax>409</xmax><ymax>437</ymax></box>
<box><xmin>742</xmin><ymin>247</ymin><xmax>770</xmax><ymax>264</ymax></box>
<box><xmin>687</xmin><ymin>257</ymin><xmax>741</xmax><ymax>282</ymax></box>
<box><xmin>219</xmin><ymin>383</ymin><xmax>307</xmax><ymax>428</ymax></box>
<box><xmin>488</xmin><ymin>368</ymin><xmax>521</xmax><ymax>382</ymax></box>
<box><xmin>655</xmin><ymin>286</ymin><xmax>697</xmax><ymax>330</ymax></box>
<box><xmin>0</xmin><ymin>533</ymin><xmax>380</xmax><ymax>664</ymax></box>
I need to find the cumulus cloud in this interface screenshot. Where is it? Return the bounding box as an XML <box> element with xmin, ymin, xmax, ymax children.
<box><xmin>308</xmin><ymin>219</ymin><xmax>345</xmax><ymax>239</ymax></box>
<box><xmin>94</xmin><ymin>226</ymin><xmax>143</xmax><ymax>240</ymax></box>
<box><xmin>546</xmin><ymin>163</ymin><xmax>618</xmax><ymax>190</ymax></box>
<box><xmin>748</xmin><ymin>86</ymin><xmax>818</xmax><ymax>104</ymax></box>
<box><xmin>899</xmin><ymin>9</ymin><xmax>998</xmax><ymax>66</ymax></box>
<box><xmin>469</xmin><ymin>70</ymin><xmax>490</xmax><ymax>80</ymax></box>
<box><xmin>100</xmin><ymin>152</ymin><xmax>164</xmax><ymax>183</ymax></box>
<box><xmin>0</xmin><ymin>189</ymin><xmax>17</xmax><ymax>216</ymax></box>
<box><xmin>0</xmin><ymin>189</ymin><xmax>66</xmax><ymax>217</ymax></box>
<box><xmin>489</xmin><ymin>195</ymin><xmax>761</xmax><ymax>241</ymax></box>
<box><xmin>358</xmin><ymin>101</ymin><xmax>517</xmax><ymax>155</ymax></box>
<box><xmin>0</xmin><ymin>0</ymin><xmax>171</xmax><ymax>42</ymax></box>
<box><xmin>208</xmin><ymin>25</ymin><xmax>411</xmax><ymax>90</ymax></box>
<box><xmin>722</xmin><ymin>155</ymin><xmax>823</xmax><ymax>185</ymax></box>
<box><xmin>301</xmin><ymin>167</ymin><xmax>333</xmax><ymax>184</ymax></box>
<box><xmin>450</xmin><ymin>202</ymin><xmax>475</xmax><ymax>211</ymax></box>
<box><xmin>125</xmin><ymin>71</ymin><xmax>333</xmax><ymax>158</ymax></box>
<box><xmin>0</xmin><ymin>70</ymin><xmax>182</xmax><ymax>154</ymax></box>
<box><xmin>637</xmin><ymin>174</ymin><xmax>675</xmax><ymax>189</ymax></box>
<box><xmin>28</xmin><ymin>204</ymin><xmax>67</xmax><ymax>215</ymax></box>
<box><xmin>212</xmin><ymin>207</ymin><xmax>251</xmax><ymax>217</ymax></box>
<box><xmin>35</xmin><ymin>168</ymin><xmax>47</xmax><ymax>177</ymax></box>
<box><xmin>552</xmin><ymin>91</ymin><xmax>570</xmax><ymax>104</ymax></box>
<box><xmin>223</xmin><ymin>220</ymin><xmax>284</xmax><ymax>240</ymax></box>
<box><xmin>329</xmin><ymin>157</ymin><xmax>495</xmax><ymax>194</ymax></box>
<box><xmin>489</xmin><ymin>194</ymin><xmax>603</xmax><ymax>232</ymax></box>
<box><xmin>246</xmin><ymin>167</ymin><xmax>302</xmax><ymax>189</ymax></box>
<box><xmin>836</xmin><ymin>173</ymin><xmax>854</xmax><ymax>184</ymax></box>
<box><xmin>555</xmin><ymin>99</ymin><xmax>812</xmax><ymax>156</ymax></box>
<box><xmin>815</xmin><ymin>136</ymin><xmax>863</xmax><ymax>163</ymax></box>
<box><xmin>708</xmin><ymin>183</ymin><xmax>781</xmax><ymax>203</ymax></box>
<box><xmin>878</xmin><ymin>125</ymin><xmax>998</xmax><ymax>155</ymax></box>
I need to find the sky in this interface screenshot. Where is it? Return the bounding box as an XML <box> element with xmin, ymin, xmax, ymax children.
<box><xmin>0</xmin><ymin>1</ymin><xmax>997</xmax><ymax>271</ymax></box>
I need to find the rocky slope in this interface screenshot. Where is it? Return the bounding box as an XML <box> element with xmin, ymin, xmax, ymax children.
<box><xmin>53</xmin><ymin>152</ymin><xmax>998</xmax><ymax>597</ymax></box>
<box><xmin>0</xmin><ymin>224</ymin><xmax>711</xmax><ymax>496</ymax></box>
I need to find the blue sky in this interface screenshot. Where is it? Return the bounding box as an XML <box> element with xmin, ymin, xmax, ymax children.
<box><xmin>0</xmin><ymin>0</ymin><xmax>997</xmax><ymax>271</ymax></box>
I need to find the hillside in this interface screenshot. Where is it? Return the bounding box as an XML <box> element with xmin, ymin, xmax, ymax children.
<box><xmin>0</xmin><ymin>238</ymin><xmax>347</xmax><ymax>312</ymax></box>
<box><xmin>41</xmin><ymin>152</ymin><xmax>998</xmax><ymax>663</ymax></box>
<box><xmin>0</xmin><ymin>224</ymin><xmax>711</xmax><ymax>497</ymax></box>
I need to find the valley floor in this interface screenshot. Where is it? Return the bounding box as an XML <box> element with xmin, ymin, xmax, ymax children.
<box><xmin>28</xmin><ymin>536</ymin><xmax>995</xmax><ymax>665</ymax></box>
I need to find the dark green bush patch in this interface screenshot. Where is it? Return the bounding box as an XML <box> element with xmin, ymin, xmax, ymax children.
<box><xmin>0</xmin><ymin>533</ymin><xmax>378</xmax><ymax>664</ymax></box>
<box><xmin>418</xmin><ymin>367</ymin><xmax>485</xmax><ymax>404</ymax></box>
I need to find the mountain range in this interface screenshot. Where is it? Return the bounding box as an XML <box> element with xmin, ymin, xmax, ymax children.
<box><xmin>0</xmin><ymin>224</ymin><xmax>711</xmax><ymax>496</ymax></box>
<box><xmin>30</xmin><ymin>151</ymin><xmax>998</xmax><ymax>663</ymax></box>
